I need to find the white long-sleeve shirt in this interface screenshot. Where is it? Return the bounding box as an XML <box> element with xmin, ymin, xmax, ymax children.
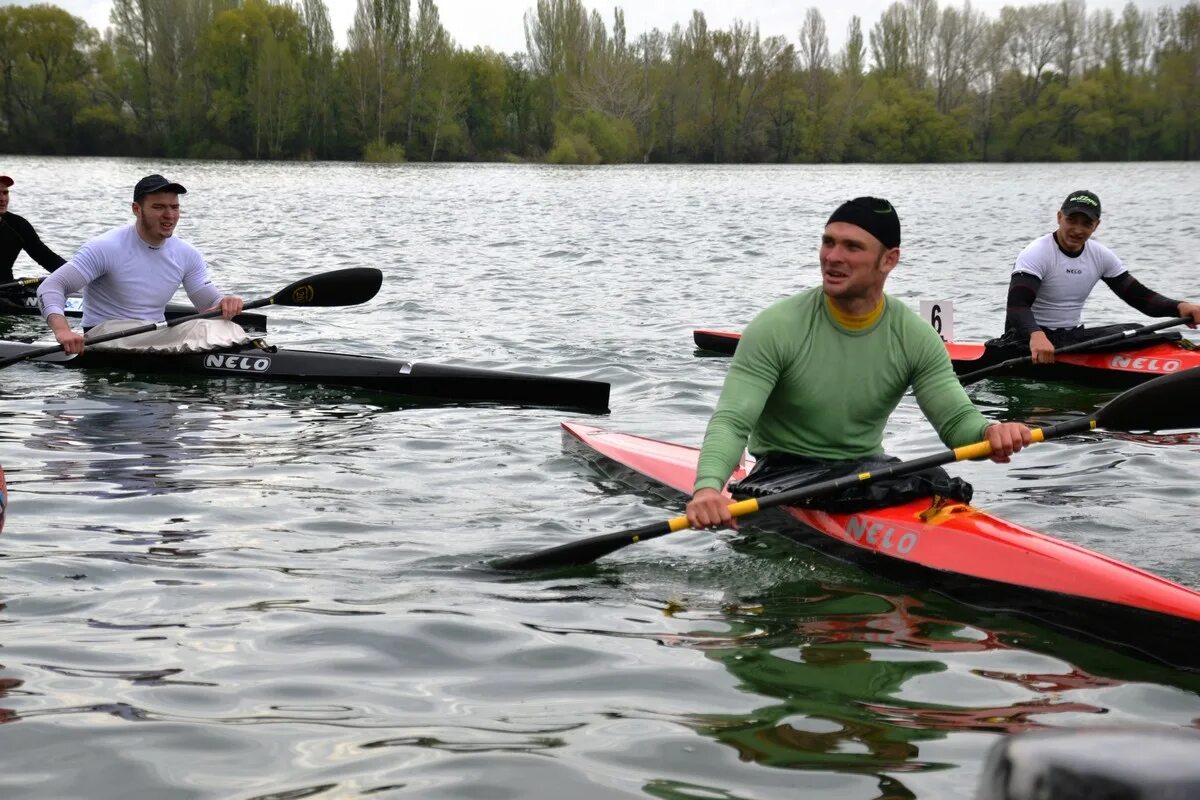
<box><xmin>37</xmin><ymin>224</ymin><xmax>222</xmax><ymax>329</ymax></box>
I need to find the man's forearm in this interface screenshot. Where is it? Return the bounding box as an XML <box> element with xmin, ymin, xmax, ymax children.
<box><xmin>46</xmin><ymin>313</ymin><xmax>72</xmax><ymax>336</ymax></box>
<box><xmin>1104</xmin><ymin>273</ymin><xmax>1180</xmax><ymax>317</ymax></box>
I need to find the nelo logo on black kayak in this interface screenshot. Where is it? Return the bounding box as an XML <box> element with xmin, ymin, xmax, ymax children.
<box><xmin>845</xmin><ymin>515</ymin><xmax>919</xmax><ymax>554</ymax></box>
<box><xmin>204</xmin><ymin>354</ymin><xmax>271</xmax><ymax>372</ymax></box>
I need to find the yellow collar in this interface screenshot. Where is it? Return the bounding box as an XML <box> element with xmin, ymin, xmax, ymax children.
<box><xmin>825</xmin><ymin>295</ymin><xmax>885</xmax><ymax>331</ymax></box>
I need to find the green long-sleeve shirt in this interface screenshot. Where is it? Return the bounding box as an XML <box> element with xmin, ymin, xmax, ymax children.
<box><xmin>694</xmin><ymin>288</ymin><xmax>991</xmax><ymax>493</ymax></box>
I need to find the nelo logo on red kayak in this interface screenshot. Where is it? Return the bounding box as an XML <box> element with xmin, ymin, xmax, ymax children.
<box><xmin>204</xmin><ymin>354</ymin><xmax>271</xmax><ymax>372</ymax></box>
<box><xmin>845</xmin><ymin>515</ymin><xmax>918</xmax><ymax>554</ymax></box>
<box><xmin>1109</xmin><ymin>354</ymin><xmax>1180</xmax><ymax>372</ymax></box>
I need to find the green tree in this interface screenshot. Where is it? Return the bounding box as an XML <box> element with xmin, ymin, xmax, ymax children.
<box><xmin>847</xmin><ymin>77</ymin><xmax>970</xmax><ymax>161</ymax></box>
<box><xmin>457</xmin><ymin>47</ymin><xmax>509</xmax><ymax>158</ymax></box>
<box><xmin>0</xmin><ymin>4</ymin><xmax>95</xmax><ymax>154</ymax></box>
<box><xmin>346</xmin><ymin>0</ymin><xmax>410</xmax><ymax>148</ymax></box>
<box><xmin>299</xmin><ymin>0</ymin><xmax>337</xmax><ymax>159</ymax></box>
<box><xmin>1158</xmin><ymin>3</ymin><xmax>1200</xmax><ymax>157</ymax></box>
<box><xmin>871</xmin><ymin>2</ymin><xmax>911</xmax><ymax>80</ymax></box>
<box><xmin>406</xmin><ymin>0</ymin><xmax>444</xmax><ymax>151</ymax></box>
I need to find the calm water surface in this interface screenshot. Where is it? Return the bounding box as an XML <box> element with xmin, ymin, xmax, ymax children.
<box><xmin>0</xmin><ymin>158</ymin><xmax>1198</xmax><ymax>799</ymax></box>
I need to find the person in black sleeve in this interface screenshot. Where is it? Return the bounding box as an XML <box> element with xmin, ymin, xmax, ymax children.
<box><xmin>0</xmin><ymin>174</ymin><xmax>66</xmax><ymax>285</ymax></box>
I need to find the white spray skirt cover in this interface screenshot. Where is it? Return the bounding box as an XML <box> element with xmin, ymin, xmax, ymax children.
<box><xmin>84</xmin><ymin>319</ymin><xmax>254</xmax><ymax>353</ymax></box>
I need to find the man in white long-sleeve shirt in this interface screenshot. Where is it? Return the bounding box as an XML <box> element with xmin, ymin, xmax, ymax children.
<box><xmin>37</xmin><ymin>174</ymin><xmax>244</xmax><ymax>354</ymax></box>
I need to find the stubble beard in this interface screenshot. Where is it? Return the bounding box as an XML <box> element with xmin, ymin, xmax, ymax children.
<box><xmin>137</xmin><ymin>214</ymin><xmax>173</xmax><ymax>245</ymax></box>
<box><xmin>828</xmin><ymin>251</ymin><xmax>888</xmax><ymax>302</ymax></box>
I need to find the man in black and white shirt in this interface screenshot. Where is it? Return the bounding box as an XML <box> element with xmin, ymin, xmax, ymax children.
<box><xmin>1003</xmin><ymin>190</ymin><xmax>1200</xmax><ymax>363</ymax></box>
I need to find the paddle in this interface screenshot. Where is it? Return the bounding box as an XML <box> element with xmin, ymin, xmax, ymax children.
<box><xmin>0</xmin><ymin>267</ymin><xmax>384</xmax><ymax>370</ymax></box>
<box><xmin>494</xmin><ymin>366</ymin><xmax>1200</xmax><ymax>571</ymax></box>
<box><xmin>0</xmin><ymin>275</ymin><xmax>46</xmax><ymax>292</ymax></box>
<box><xmin>957</xmin><ymin>316</ymin><xmax>1191</xmax><ymax>385</ymax></box>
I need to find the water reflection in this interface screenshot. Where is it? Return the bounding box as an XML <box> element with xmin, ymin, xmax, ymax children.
<box><xmin>24</xmin><ymin>371</ymin><xmax>397</xmax><ymax>503</ymax></box>
<box><xmin>651</xmin><ymin>582</ymin><xmax>1200</xmax><ymax>793</ymax></box>
<box><xmin>31</xmin><ymin>377</ymin><xmax>209</xmax><ymax>499</ymax></box>
<box><xmin>535</xmin><ymin>420</ymin><xmax>1200</xmax><ymax>794</ymax></box>
<box><xmin>0</xmin><ymin>678</ymin><xmax>20</xmax><ymax>725</ymax></box>
<box><xmin>0</xmin><ymin>603</ymin><xmax>18</xmax><ymax>726</ymax></box>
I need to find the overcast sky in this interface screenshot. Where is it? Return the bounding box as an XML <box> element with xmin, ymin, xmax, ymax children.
<box><xmin>16</xmin><ymin>0</ymin><xmax>1189</xmax><ymax>55</ymax></box>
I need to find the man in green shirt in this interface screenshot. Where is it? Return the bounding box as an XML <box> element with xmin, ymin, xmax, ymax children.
<box><xmin>686</xmin><ymin>197</ymin><xmax>1033</xmax><ymax>529</ymax></box>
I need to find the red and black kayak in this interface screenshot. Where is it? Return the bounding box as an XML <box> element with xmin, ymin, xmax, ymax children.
<box><xmin>561</xmin><ymin>421</ymin><xmax>1200</xmax><ymax>669</ymax></box>
<box><xmin>694</xmin><ymin>328</ymin><xmax>1200</xmax><ymax>388</ymax></box>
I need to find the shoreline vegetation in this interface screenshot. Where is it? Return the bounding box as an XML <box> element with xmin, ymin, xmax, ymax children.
<box><xmin>2</xmin><ymin>0</ymin><xmax>1198</xmax><ymax>165</ymax></box>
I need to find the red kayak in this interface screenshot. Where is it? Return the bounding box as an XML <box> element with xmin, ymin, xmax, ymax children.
<box><xmin>694</xmin><ymin>329</ymin><xmax>1200</xmax><ymax>387</ymax></box>
<box><xmin>562</xmin><ymin>421</ymin><xmax>1200</xmax><ymax>669</ymax></box>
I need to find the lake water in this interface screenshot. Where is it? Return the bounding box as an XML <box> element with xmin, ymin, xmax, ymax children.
<box><xmin>0</xmin><ymin>157</ymin><xmax>1198</xmax><ymax>799</ymax></box>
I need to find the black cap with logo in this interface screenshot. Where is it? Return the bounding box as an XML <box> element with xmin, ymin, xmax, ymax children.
<box><xmin>1061</xmin><ymin>190</ymin><xmax>1101</xmax><ymax>220</ymax></box>
<box><xmin>134</xmin><ymin>174</ymin><xmax>187</xmax><ymax>202</ymax></box>
<box><xmin>826</xmin><ymin>196</ymin><xmax>901</xmax><ymax>249</ymax></box>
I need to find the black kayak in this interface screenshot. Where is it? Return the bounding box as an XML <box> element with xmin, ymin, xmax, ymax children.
<box><xmin>0</xmin><ymin>340</ymin><xmax>611</xmax><ymax>412</ymax></box>
<box><xmin>0</xmin><ymin>285</ymin><xmax>269</xmax><ymax>333</ymax></box>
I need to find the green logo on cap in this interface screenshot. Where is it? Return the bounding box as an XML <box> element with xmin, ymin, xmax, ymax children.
<box><xmin>1068</xmin><ymin>195</ymin><xmax>1098</xmax><ymax>206</ymax></box>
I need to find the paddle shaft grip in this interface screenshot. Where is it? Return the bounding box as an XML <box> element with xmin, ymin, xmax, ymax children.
<box><xmin>0</xmin><ymin>276</ymin><xmax>45</xmax><ymax>291</ymax></box>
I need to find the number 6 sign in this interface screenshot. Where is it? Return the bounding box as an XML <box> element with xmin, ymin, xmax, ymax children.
<box><xmin>919</xmin><ymin>300</ymin><xmax>954</xmax><ymax>342</ymax></box>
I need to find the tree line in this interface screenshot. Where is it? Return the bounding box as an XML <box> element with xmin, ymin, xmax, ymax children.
<box><xmin>1</xmin><ymin>0</ymin><xmax>1197</xmax><ymax>163</ymax></box>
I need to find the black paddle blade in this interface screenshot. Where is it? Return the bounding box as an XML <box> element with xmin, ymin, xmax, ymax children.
<box><xmin>1096</xmin><ymin>366</ymin><xmax>1200</xmax><ymax>432</ymax></box>
<box><xmin>494</xmin><ymin>520</ymin><xmax>673</xmax><ymax>571</ymax></box>
<box><xmin>269</xmin><ymin>267</ymin><xmax>383</xmax><ymax>307</ymax></box>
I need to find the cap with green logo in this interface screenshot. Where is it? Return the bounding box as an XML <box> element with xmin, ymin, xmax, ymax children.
<box><xmin>1061</xmin><ymin>190</ymin><xmax>1101</xmax><ymax>220</ymax></box>
<box><xmin>826</xmin><ymin>196</ymin><xmax>901</xmax><ymax>249</ymax></box>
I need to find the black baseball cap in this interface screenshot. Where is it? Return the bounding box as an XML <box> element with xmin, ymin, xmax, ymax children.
<box><xmin>0</xmin><ymin>176</ymin><xmax>12</xmax><ymax>187</ymax></box>
<box><xmin>134</xmin><ymin>174</ymin><xmax>187</xmax><ymax>201</ymax></box>
<box><xmin>1061</xmin><ymin>190</ymin><xmax>1100</xmax><ymax>220</ymax></box>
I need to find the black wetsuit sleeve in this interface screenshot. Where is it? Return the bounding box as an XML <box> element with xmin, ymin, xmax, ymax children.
<box><xmin>1</xmin><ymin>213</ymin><xmax>65</xmax><ymax>273</ymax></box>
<box><xmin>1102</xmin><ymin>272</ymin><xmax>1181</xmax><ymax>317</ymax></box>
<box><xmin>1004</xmin><ymin>271</ymin><xmax>1042</xmax><ymax>336</ymax></box>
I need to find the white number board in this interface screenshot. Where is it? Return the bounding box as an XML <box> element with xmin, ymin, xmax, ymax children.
<box><xmin>920</xmin><ymin>300</ymin><xmax>954</xmax><ymax>342</ymax></box>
